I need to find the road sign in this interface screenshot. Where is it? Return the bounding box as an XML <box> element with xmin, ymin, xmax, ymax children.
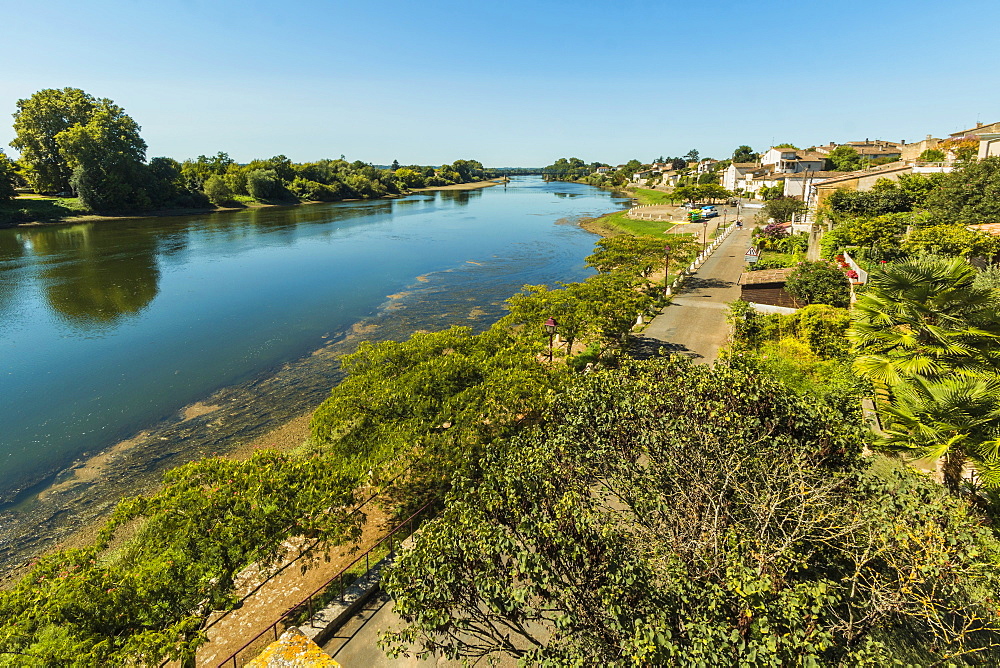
<box><xmin>745</xmin><ymin>247</ymin><xmax>760</xmax><ymax>263</ymax></box>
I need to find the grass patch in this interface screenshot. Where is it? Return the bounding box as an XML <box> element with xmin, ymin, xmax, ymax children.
<box><xmin>0</xmin><ymin>196</ymin><xmax>90</xmax><ymax>226</ymax></box>
<box><xmin>631</xmin><ymin>188</ymin><xmax>675</xmax><ymax>205</ymax></box>
<box><xmin>597</xmin><ymin>209</ymin><xmax>681</xmax><ymax>237</ymax></box>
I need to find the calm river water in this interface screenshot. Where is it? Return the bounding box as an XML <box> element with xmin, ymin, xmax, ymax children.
<box><xmin>0</xmin><ymin>177</ymin><xmax>626</xmax><ymax>569</ymax></box>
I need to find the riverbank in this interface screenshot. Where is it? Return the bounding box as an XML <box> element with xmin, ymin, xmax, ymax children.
<box><xmin>0</xmin><ymin>179</ymin><xmax>505</xmax><ymax>229</ymax></box>
<box><xmin>0</xmin><ymin>176</ymin><xmax>606</xmax><ymax>581</ymax></box>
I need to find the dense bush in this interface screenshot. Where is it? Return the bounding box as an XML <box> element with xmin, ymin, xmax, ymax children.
<box><xmin>785</xmin><ymin>261</ymin><xmax>850</xmax><ymax>308</ymax></box>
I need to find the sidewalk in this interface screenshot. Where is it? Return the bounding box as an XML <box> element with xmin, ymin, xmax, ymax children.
<box><xmin>630</xmin><ymin>227</ymin><xmax>753</xmax><ymax>364</ymax></box>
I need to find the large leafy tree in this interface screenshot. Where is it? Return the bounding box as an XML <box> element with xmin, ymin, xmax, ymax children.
<box><xmin>827</xmin><ymin>145</ymin><xmax>863</xmax><ymax>171</ymax></box>
<box><xmin>0</xmin><ymin>451</ymin><xmax>361</xmax><ymax>665</ymax></box>
<box><xmin>309</xmin><ymin>325</ymin><xmax>561</xmax><ymax>503</ymax></box>
<box><xmin>10</xmin><ymin>87</ymin><xmax>97</xmax><ymax>193</ymax></box>
<box><xmin>926</xmin><ymin>156</ymin><xmax>1000</xmax><ymax>227</ymax></box>
<box><xmin>732</xmin><ymin>144</ymin><xmax>756</xmax><ymax>162</ymax></box>
<box><xmin>382</xmin><ymin>357</ymin><xmax>1000</xmax><ymax>665</ymax></box>
<box><xmin>0</xmin><ymin>150</ymin><xmax>17</xmax><ymax>201</ymax></box>
<box><xmin>57</xmin><ymin>99</ymin><xmax>150</xmax><ymax>212</ymax></box>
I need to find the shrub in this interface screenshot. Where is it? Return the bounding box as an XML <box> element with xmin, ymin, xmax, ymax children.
<box><xmin>785</xmin><ymin>261</ymin><xmax>850</xmax><ymax>307</ymax></box>
<box><xmin>203</xmin><ymin>174</ymin><xmax>233</xmax><ymax>206</ymax></box>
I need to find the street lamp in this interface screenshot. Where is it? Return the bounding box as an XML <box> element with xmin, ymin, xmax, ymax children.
<box><xmin>544</xmin><ymin>317</ymin><xmax>558</xmax><ymax>362</ymax></box>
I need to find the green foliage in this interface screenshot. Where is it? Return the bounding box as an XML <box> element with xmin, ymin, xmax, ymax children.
<box><xmin>0</xmin><ymin>150</ymin><xmax>16</xmax><ymax>202</ymax></box>
<box><xmin>827</xmin><ymin>145</ymin><xmax>863</xmax><ymax>171</ymax></box>
<box><xmin>918</xmin><ymin>148</ymin><xmax>946</xmax><ymax>162</ymax></box>
<box><xmin>821</xmin><ymin>212</ymin><xmax>914</xmax><ymax>262</ymax></box>
<box><xmin>732</xmin><ymin>145</ymin><xmax>756</xmax><ymax>162</ymax></box>
<box><xmin>851</xmin><ymin>256</ymin><xmax>1000</xmax><ymax>386</ymax></box>
<box><xmin>383</xmin><ymin>357</ymin><xmax>1000</xmax><ymax>665</ymax></box>
<box><xmin>757</xmin><ymin>183</ymin><xmax>785</xmax><ymax>201</ymax></box>
<box><xmin>0</xmin><ymin>451</ymin><xmax>361</xmax><ymax>665</ymax></box>
<box><xmin>586</xmin><ymin>234</ymin><xmax>696</xmax><ymax>280</ymax></box>
<box><xmin>903</xmin><ymin>224</ymin><xmax>1000</xmax><ymax>259</ymax></box>
<box><xmin>926</xmin><ymin>156</ymin><xmax>1000</xmax><ymax>227</ymax></box>
<box><xmin>202</xmin><ymin>174</ymin><xmax>233</xmax><ymax>205</ymax></box>
<box><xmin>762</xmin><ymin>196</ymin><xmax>806</xmax><ymax>222</ymax></box>
<box><xmin>850</xmin><ymin>257</ymin><xmax>1000</xmax><ymax>492</ymax></box>
<box><xmin>309</xmin><ymin>325</ymin><xmax>561</xmax><ymax>497</ymax></box>
<box><xmin>785</xmin><ymin>261</ymin><xmax>850</xmax><ymax>307</ymax></box>
<box><xmin>11</xmin><ymin>87</ymin><xmax>98</xmax><ymax>193</ymax></box>
<box><xmin>246</xmin><ymin>168</ymin><xmax>287</xmax><ymax>201</ymax></box>
<box><xmin>826</xmin><ymin>178</ymin><xmax>915</xmax><ymax>217</ymax></box>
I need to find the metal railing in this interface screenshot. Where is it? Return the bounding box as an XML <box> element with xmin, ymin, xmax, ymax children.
<box><xmin>215</xmin><ymin>501</ymin><xmax>433</xmax><ymax>668</ymax></box>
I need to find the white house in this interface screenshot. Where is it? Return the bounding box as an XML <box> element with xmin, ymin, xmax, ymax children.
<box><xmin>760</xmin><ymin>147</ymin><xmax>826</xmax><ymax>174</ymax></box>
<box><xmin>723</xmin><ymin>162</ymin><xmax>760</xmax><ymax>192</ymax></box>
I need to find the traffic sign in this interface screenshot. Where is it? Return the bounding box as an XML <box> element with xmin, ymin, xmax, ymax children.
<box><xmin>745</xmin><ymin>247</ymin><xmax>760</xmax><ymax>263</ymax></box>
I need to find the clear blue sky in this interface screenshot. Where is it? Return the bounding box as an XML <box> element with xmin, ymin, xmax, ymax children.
<box><xmin>2</xmin><ymin>0</ymin><xmax>998</xmax><ymax>166</ymax></box>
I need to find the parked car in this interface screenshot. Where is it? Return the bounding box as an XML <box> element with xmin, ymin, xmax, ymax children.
<box><xmin>700</xmin><ymin>205</ymin><xmax>719</xmax><ymax>218</ymax></box>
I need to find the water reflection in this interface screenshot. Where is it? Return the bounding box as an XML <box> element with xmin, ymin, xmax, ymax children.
<box><xmin>26</xmin><ymin>225</ymin><xmax>161</xmax><ymax>329</ymax></box>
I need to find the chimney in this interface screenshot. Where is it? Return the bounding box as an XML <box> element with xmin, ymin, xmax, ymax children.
<box><xmin>926</xmin><ymin>134</ymin><xmax>932</xmax><ymax>141</ymax></box>
<box><xmin>977</xmin><ymin>122</ymin><xmax>984</xmax><ymax>128</ymax></box>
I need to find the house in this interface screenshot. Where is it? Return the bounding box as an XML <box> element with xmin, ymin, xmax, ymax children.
<box><xmin>739</xmin><ymin>268</ymin><xmax>800</xmax><ymax>309</ymax></box>
<box><xmin>979</xmin><ymin>134</ymin><xmax>1000</xmax><ymax>159</ymax></box>
<box><xmin>696</xmin><ymin>159</ymin><xmax>719</xmax><ymax>174</ymax></box>
<box><xmin>760</xmin><ymin>147</ymin><xmax>826</xmax><ymax>174</ymax></box>
<box><xmin>950</xmin><ymin>121</ymin><xmax>1000</xmax><ymax>138</ymax></box>
<box><xmin>723</xmin><ymin>162</ymin><xmax>762</xmax><ymax>192</ymax></box>
<box><xmin>595</xmin><ymin>166</ymin><xmax>612</xmax><ymax>174</ymax></box>
<box><xmin>813</xmin><ymin>139</ymin><xmax>903</xmax><ymax>163</ymax></box>
<box><xmin>811</xmin><ymin>162</ymin><xmax>913</xmax><ymax>207</ymax></box>
<box><xmin>780</xmin><ymin>171</ymin><xmax>841</xmax><ymax>200</ymax></box>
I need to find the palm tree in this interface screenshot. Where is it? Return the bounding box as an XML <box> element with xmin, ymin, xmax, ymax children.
<box><xmin>850</xmin><ymin>257</ymin><xmax>1000</xmax><ymax>387</ymax></box>
<box><xmin>851</xmin><ymin>257</ymin><xmax>1000</xmax><ymax>493</ymax></box>
<box><xmin>878</xmin><ymin>374</ymin><xmax>1000</xmax><ymax>493</ymax></box>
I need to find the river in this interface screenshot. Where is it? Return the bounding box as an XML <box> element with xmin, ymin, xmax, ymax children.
<box><xmin>0</xmin><ymin>176</ymin><xmax>627</xmax><ymax>573</ymax></box>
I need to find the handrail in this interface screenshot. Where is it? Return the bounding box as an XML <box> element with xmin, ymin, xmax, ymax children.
<box><xmin>198</xmin><ymin>461</ymin><xmax>415</xmax><ymax>638</ymax></box>
<box><xmin>215</xmin><ymin>500</ymin><xmax>434</xmax><ymax>668</ymax></box>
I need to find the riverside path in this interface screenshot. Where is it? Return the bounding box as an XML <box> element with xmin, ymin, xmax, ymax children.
<box><xmin>630</xmin><ymin>225</ymin><xmax>754</xmax><ymax>364</ymax></box>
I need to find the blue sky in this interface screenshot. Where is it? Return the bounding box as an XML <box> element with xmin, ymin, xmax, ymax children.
<box><xmin>2</xmin><ymin>0</ymin><xmax>998</xmax><ymax>166</ymax></box>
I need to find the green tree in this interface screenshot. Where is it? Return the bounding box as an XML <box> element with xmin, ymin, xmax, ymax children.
<box><xmin>309</xmin><ymin>325</ymin><xmax>560</xmax><ymax>496</ymax></box>
<box><xmin>246</xmin><ymin>169</ymin><xmax>286</xmax><ymax>200</ymax></box>
<box><xmin>878</xmin><ymin>374</ymin><xmax>1000</xmax><ymax>493</ymax></box>
<box><xmin>784</xmin><ymin>261</ymin><xmax>850</xmax><ymax>307</ymax></box>
<box><xmin>849</xmin><ymin>257</ymin><xmax>1000</xmax><ymax>387</ymax></box>
<box><xmin>382</xmin><ymin>357</ymin><xmax>1000</xmax><ymax>665</ymax></box>
<box><xmin>762</xmin><ymin>195</ymin><xmax>806</xmax><ymax>222</ymax></box>
<box><xmin>926</xmin><ymin>156</ymin><xmax>1000</xmax><ymax>227</ymax></box>
<box><xmin>758</xmin><ymin>183</ymin><xmax>785</xmax><ymax>201</ymax></box>
<box><xmin>0</xmin><ymin>451</ymin><xmax>362</xmax><ymax>665</ymax></box>
<box><xmin>10</xmin><ymin>87</ymin><xmax>98</xmax><ymax>193</ymax></box>
<box><xmin>203</xmin><ymin>174</ymin><xmax>233</xmax><ymax>205</ymax></box>
<box><xmin>0</xmin><ymin>150</ymin><xmax>17</xmax><ymax>201</ymax></box>
<box><xmin>827</xmin><ymin>145</ymin><xmax>863</xmax><ymax>171</ymax></box>
<box><xmin>683</xmin><ymin>148</ymin><xmax>700</xmax><ymax>163</ymax></box>
<box><xmin>732</xmin><ymin>145</ymin><xmax>756</xmax><ymax>162</ymax></box>
<box><xmin>56</xmin><ymin>99</ymin><xmax>150</xmax><ymax>212</ymax></box>
<box><xmin>917</xmin><ymin>148</ymin><xmax>946</xmax><ymax>162</ymax></box>
<box><xmin>904</xmin><ymin>224</ymin><xmax>1000</xmax><ymax>259</ymax></box>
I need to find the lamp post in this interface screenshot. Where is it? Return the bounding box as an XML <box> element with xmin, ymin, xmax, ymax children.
<box><xmin>544</xmin><ymin>317</ymin><xmax>558</xmax><ymax>362</ymax></box>
<box><xmin>664</xmin><ymin>244</ymin><xmax>672</xmax><ymax>296</ymax></box>
<box><xmin>702</xmin><ymin>220</ymin><xmax>708</xmax><ymax>253</ymax></box>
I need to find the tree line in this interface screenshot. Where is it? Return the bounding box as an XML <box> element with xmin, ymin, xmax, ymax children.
<box><xmin>0</xmin><ymin>88</ymin><xmax>495</xmax><ymax>215</ymax></box>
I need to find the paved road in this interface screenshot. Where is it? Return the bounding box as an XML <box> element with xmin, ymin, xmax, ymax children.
<box><xmin>631</xmin><ymin>226</ymin><xmax>753</xmax><ymax>363</ymax></box>
<box><xmin>324</xmin><ymin>592</ymin><xmax>518</xmax><ymax>667</ymax></box>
